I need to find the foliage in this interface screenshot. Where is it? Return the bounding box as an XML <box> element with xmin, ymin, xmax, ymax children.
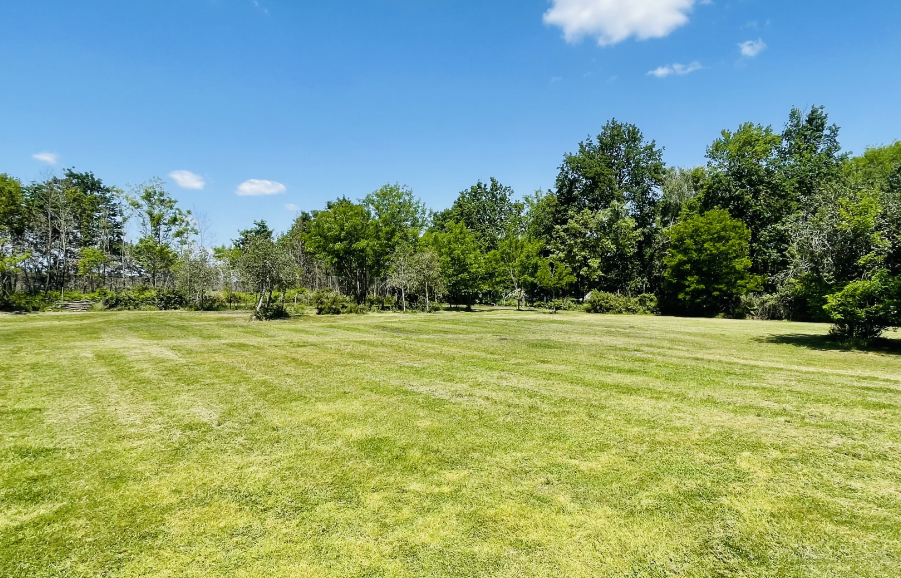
<box><xmin>312</xmin><ymin>288</ymin><xmax>365</xmax><ymax>315</ymax></box>
<box><xmin>549</xmin><ymin>203</ymin><xmax>641</xmax><ymax>294</ymax></box>
<box><xmin>363</xmin><ymin>183</ymin><xmax>428</xmax><ymax>277</ymax></box>
<box><xmin>253</xmin><ymin>303</ymin><xmax>290</xmax><ymax>321</ymax></box>
<box><xmin>102</xmin><ymin>287</ymin><xmax>156</xmax><ymax>310</ymax></box>
<box><xmin>0</xmin><ymin>174</ymin><xmax>27</xmax><ymax>238</ymax></box>
<box><xmin>663</xmin><ymin>210</ymin><xmax>762</xmax><ymax>316</ymax></box>
<box><xmin>659</xmin><ymin>167</ymin><xmax>703</xmax><ymax>227</ymax></box>
<box><xmin>423</xmin><ymin>221</ymin><xmax>485</xmax><ymax>307</ymax></box>
<box><xmin>128</xmin><ymin>178</ymin><xmax>194</xmax><ymax>287</ymax></box>
<box><xmin>489</xmin><ymin>236</ymin><xmax>542</xmax><ymax>309</ymax></box>
<box><xmin>823</xmin><ymin>270</ymin><xmax>901</xmax><ymax>341</ymax></box>
<box><xmin>535</xmin><ymin>259</ymin><xmax>575</xmax><ymax>300</ymax></box>
<box><xmin>175</xmin><ymin>245</ymin><xmax>220</xmax><ymax>309</ymax></box>
<box><xmin>365</xmin><ymin>294</ymin><xmax>397</xmax><ymax>311</ymax></box>
<box><xmin>386</xmin><ymin>244</ymin><xmax>416</xmax><ymax>312</ymax></box>
<box><xmin>432</xmin><ymin>178</ymin><xmax>522</xmax><ymax>250</ymax></box>
<box><xmin>786</xmin><ymin>184</ymin><xmax>888</xmax><ymax>319</ymax></box>
<box><xmin>410</xmin><ymin>248</ymin><xmax>444</xmax><ymax>310</ymax></box>
<box><xmin>151</xmin><ymin>289</ymin><xmax>188</xmax><ymax>310</ymax></box>
<box><xmin>235</xmin><ymin>234</ymin><xmax>296</xmax><ymax>318</ymax></box>
<box><xmin>554</xmin><ymin>120</ymin><xmax>665</xmax><ymax>227</ymax></box>
<box><xmin>305</xmin><ymin>198</ymin><xmax>375</xmax><ymax>302</ymax></box>
<box><xmin>2</xmin><ymin>105</ymin><xmax>900</xmax><ymax>326</ymax></box>
<box><xmin>584</xmin><ymin>292</ymin><xmax>658</xmax><ymax>315</ymax></box>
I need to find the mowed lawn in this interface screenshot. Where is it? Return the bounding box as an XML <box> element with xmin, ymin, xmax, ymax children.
<box><xmin>1</xmin><ymin>311</ymin><xmax>900</xmax><ymax>577</ymax></box>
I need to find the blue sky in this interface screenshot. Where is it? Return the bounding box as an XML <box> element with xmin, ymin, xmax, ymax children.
<box><xmin>2</xmin><ymin>0</ymin><xmax>900</xmax><ymax>242</ymax></box>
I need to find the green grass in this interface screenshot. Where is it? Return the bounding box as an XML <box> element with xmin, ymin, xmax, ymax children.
<box><xmin>1</xmin><ymin>310</ymin><xmax>900</xmax><ymax>577</ymax></box>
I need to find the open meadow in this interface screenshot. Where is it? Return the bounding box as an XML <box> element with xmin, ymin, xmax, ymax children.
<box><xmin>1</xmin><ymin>310</ymin><xmax>900</xmax><ymax>577</ymax></box>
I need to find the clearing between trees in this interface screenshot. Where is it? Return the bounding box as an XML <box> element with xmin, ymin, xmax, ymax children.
<box><xmin>1</xmin><ymin>311</ymin><xmax>900</xmax><ymax>577</ymax></box>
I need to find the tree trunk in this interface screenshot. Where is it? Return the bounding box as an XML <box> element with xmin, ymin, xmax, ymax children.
<box><xmin>253</xmin><ymin>289</ymin><xmax>266</xmax><ymax>319</ymax></box>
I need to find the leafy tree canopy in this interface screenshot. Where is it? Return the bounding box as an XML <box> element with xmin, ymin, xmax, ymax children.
<box><xmin>663</xmin><ymin>209</ymin><xmax>761</xmax><ymax>316</ymax></box>
<box><xmin>432</xmin><ymin>178</ymin><xmax>522</xmax><ymax>250</ymax></box>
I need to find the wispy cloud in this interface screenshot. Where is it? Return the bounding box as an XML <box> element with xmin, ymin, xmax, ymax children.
<box><xmin>647</xmin><ymin>61</ymin><xmax>704</xmax><ymax>78</ymax></box>
<box><xmin>168</xmin><ymin>170</ymin><xmax>206</xmax><ymax>190</ymax></box>
<box><xmin>32</xmin><ymin>152</ymin><xmax>59</xmax><ymax>165</ymax></box>
<box><xmin>544</xmin><ymin>0</ymin><xmax>698</xmax><ymax>46</ymax></box>
<box><xmin>739</xmin><ymin>38</ymin><xmax>767</xmax><ymax>57</ymax></box>
<box><xmin>236</xmin><ymin>179</ymin><xmax>286</xmax><ymax>196</ymax></box>
<box><xmin>285</xmin><ymin>203</ymin><xmax>300</xmax><ymax>212</ymax></box>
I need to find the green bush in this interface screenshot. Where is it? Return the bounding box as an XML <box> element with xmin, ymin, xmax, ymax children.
<box><xmin>824</xmin><ymin>271</ymin><xmax>901</xmax><ymax>341</ymax></box>
<box><xmin>584</xmin><ymin>292</ymin><xmax>658</xmax><ymax>315</ymax></box>
<box><xmin>253</xmin><ymin>303</ymin><xmax>291</xmax><ymax>321</ymax></box>
<box><xmin>151</xmin><ymin>289</ymin><xmax>188</xmax><ymax>310</ymax></box>
<box><xmin>312</xmin><ymin>289</ymin><xmax>364</xmax><ymax>315</ymax></box>
<box><xmin>101</xmin><ymin>287</ymin><xmax>187</xmax><ymax>310</ymax></box>
<box><xmin>365</xmin><ymin>294</ymin><xmax>397</xmax><ymax>311</ymax></box>
<box><xmin>542</xmin><ymin>297</ymin><xmax>582</xmax><ymax>313</ymax></box>
<box><xmin>0</xmin><ymin>293</ymin><xmax>53</xmax><ymax>312</ymax></box>
<box><xmin>102</xmin><ymin>287</ymin><xmax>157</xmax><ymax>310</ymax></box>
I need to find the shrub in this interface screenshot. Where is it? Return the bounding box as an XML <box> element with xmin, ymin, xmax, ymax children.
<box><xmin>824</xmin><ymin>271</ymin><xmax>901</xmax><ymax>341</ymax></box>
<box><xmin>365</xmin><ymin>294</ymin><xmax>397</xmax><ymax>311</ymax></box>
<box><xmin>584</xmin><ymin>292</ymin><xmax>658</xmax><ymax>315</ymax></box>
<box><xmin>151</xmin><ymin>289</ymin><xmax>188</xmax><ymax>310</ymax></box>
<box><xmin>103</xmin><ymin>287</ymin><xmax>157</xmax><ymax>310</ymax></box>
<box><xmin>543</xmin><ymin>297</ymin><xmax>582</xmax><ymax>313</ymax></box>
<box><xmin>253</xmin><ymin>303</ymin><xmax>290</xmax><ymax>321</ymax></box>
<box><xmin>312</xmin><ymin>289</ymin><xmax>364</xmax><ymax>315</ymax></box>
<box><xmin>101</xmin><ymin>287</ymin><xmax>187</xmax><ymax>310</ymax></box>
<box><xmin>0</xmin><ymin>293</ymin><xmax>52</xmax><ymax>312</ymax></box>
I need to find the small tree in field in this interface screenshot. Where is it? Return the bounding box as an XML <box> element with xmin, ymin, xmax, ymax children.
<box><xmin>663</xmin><ymin>209</ymin><xmax>762</xmax><ymax>316</ymax></box>
<box><xmin>237</xmin><ymin>236</ymin><xmax>295</xmax><ymax>319</ymax></box>
<box><xmin>387</xmin><ymin>244</ymin><xmax>415</xmax><ymax>312</ymax></box>
<box><xmin>175</xmin><ymin>245</ymin><xmax>219</xmax><ymax>309</ymax></box>
<box><xmin>411</xmin><ymin>248</ymin><xmax>444</xmax><ymax>311</ymax></box>
<box><xmin>536</xmin><ymin>258</ymin><xmax>575</xmax><ymax>313</ymax></box>
<box><xmin>824</xmin><ymin>270</ymin><xmax>901</xmax><ymax>341</ymax></box>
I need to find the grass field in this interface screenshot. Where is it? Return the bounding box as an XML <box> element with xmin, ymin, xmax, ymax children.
<box><xmin>1</xmin><ymin>310</ymin><xmax>900</xmax><ymax>577</ymax></box>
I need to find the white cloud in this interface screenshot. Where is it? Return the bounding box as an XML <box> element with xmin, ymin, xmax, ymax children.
<box><xmin>647</xmin><ymin>61</ymin><xmax>704</xmax><ymax>78</ymax></box>
<box><xmin>32</xmin><ymin>152</ymin><xmax>59</xmax><ymax>165</ymax></box>
<box><xmin>168</xmin><ymin>170</ymin><xmax>205</xmax><ymax>190</ymax></box>
<box><xmin>284</xmin><ymin>203</ymin><xmax>300</xmax><ymax>212</ymax></box>
<box><xmin>739</xmin><ymin>38</ymin><xmax>767</xmax><ymax>57</ymax></box>
<box><xmin>236</xmin><ymin>179</ymin><xmax>286</xmax><ymax>196</ymax></box>
<box><xmin>544</xmin><ymin>0</ymin><xmax>697</xmax><ymax>46</ymax></box>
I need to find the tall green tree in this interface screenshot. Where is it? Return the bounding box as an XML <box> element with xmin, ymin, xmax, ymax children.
<box><xmin>786</xmin><ymin>184</ymin><xmax>888</xmax><ymax>319</ymax></box>
<box><xmin>236</xmin><ymin>235</ymin><xmax>296</xmax><ymax>318</ymax></box>
<box><xmin>423</xmin><ymin>221</ymin><xmax>485</xmax><ymax>308</ymax></box>
<box><xmin>305</xmin><ymin>198</ymin><xmax>375</xmax><ymax>302</ymax></box>
<box><xmin>663</xmin><ymin>209</ymin><xmax>761</xmax><ymax>316</ymax></box>
<box><xmin>363</xmin><ymin>183</ymin><xmax>427</xmax><ymax>278</ymax></box>
<box><xmin>553</xmin><ymin>120</ymin><xmax>665</xmax><ymax>290</ymax></box>
<box><xmin>432</xmin><ymin>178</ymin><xmax>522</xmax><ymax>250</ymax></box>
<box><xmin>659</xmin><ymin>167</ymin><xmax>703</xmax><ymax>227</ymax></box>
<box><xmin>699</xmin><ymin>122</ymin><xmax>787</xmax><ymax>282</ymax></box>
<box><xmin>489</xmin><ymin>236</ymin><xmax>543</xmax><ymax>309</ymax></box>
<box><xmin>128</xmin><ymin>178</ymin><xmax>194</xmax><ymax>287</ymax></box>
<box><xmin>0</xmin><ymin>175</ymin><xmax>26</xmax><ymax>240</ymax></box>
<box><xmin>780</xmin><ymin>106</ymin><xmax>846</xmax><ymax>203</ymax></box>
<box><xmin>549</xmin><ymin>203</ymin><xmax>641</xmax><ymax>296</ymax></box>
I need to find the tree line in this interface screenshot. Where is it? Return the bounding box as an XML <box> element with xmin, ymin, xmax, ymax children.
<box><xmin>2</xmin><ymin>106</ymin><xmax>900</xmax><ymax>338</ymax></box>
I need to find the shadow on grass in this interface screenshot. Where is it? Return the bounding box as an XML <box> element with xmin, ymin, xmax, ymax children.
<box><xmin>757</xmin><ymin>333</ymin><xmax>901</xmax><ymax>355</ymax></box>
